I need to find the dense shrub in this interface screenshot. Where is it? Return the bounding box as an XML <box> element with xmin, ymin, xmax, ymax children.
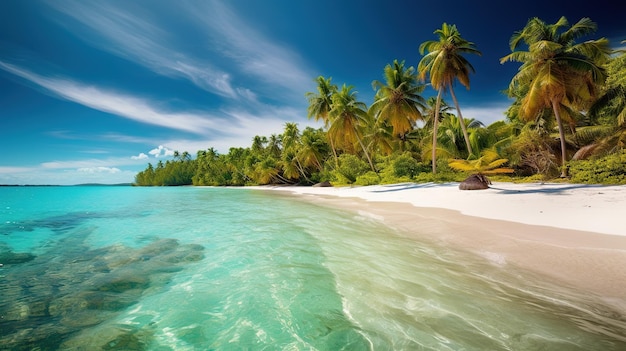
<box><xmin>569</xmin><ymin>151</ymin><xmax>626</xmax><ymax>184</ymax></box>
<box><xmin>332</xmin><ymin>154</ymin><xmax>370</xmax><ymax>184</ymax></box>
<box><xmin>355</xmin><ymin>171</ymin><xmax>381</xmax><ymax>185</ymax></box>
<box><xmin>392</xmin><ymin>152</ymin><xmax>427</xmax><ymax>178</ymax></box>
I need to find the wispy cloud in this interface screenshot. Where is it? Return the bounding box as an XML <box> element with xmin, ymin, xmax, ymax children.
<box><xmin>46</xmin><ymin>1</ymin><xmax>239</xmax><ymax>99</ymax></box>
<box><xmin>185</xmin><ymin>0</ymin><xmax>314</xmax><ymax>96</ymax></box>
<box><xmin>77</xmin><ymin>166</ymin><xmax>121</xmax><ymax>174</ymax></box>
<box><xmin>40</xmin><ymin>156</ymin><xmax>147</xmax><ymax>169</ymax></box>
<box><xmin>0</xmin><ymin>61</ymin><xmax>219</xmax><ymax>134</ymax></box>
<box><xmin>0</xmin><ymin>158</ymin><xmax>140</xmax><ymax>185</ymax></box>
<box><xmin>0</xmin><ymin>166</ymin><xmax>34</xmax><ymax>174</ymax></box>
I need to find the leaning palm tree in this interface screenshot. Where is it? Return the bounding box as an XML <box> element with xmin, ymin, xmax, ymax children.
<box><xmin>418</xmin><ymin>23</ymin><xmax>481</xmax><ymax>173</ymax></box>
<box><xmin>328</xmin><ymin>84</ymin><xmax>376</xmax><ymax>172</ymax></box>
<box><xmin>500</xmin><ymin>16</ymin><xmax>611</xmax><ymax>177</ymax></box>
<box><xmin>306</xmin><ymin>76</ymin><xmax>339</xmax><ymax>165</ymax></box>
<box><xmin>369</xmin><ymin>60</ymin><xmax>426</xmax><ymax>139</ymax></box>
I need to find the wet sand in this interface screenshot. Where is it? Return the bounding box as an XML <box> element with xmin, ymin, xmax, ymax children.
<box><xmin>254</xmin><ymin>182</ymin><xmax>626</xmax><ymax>311</ymax></box>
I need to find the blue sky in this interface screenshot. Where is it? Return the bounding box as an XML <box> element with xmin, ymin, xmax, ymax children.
<box><xmin>1</xmin><ymin>0</ymin><xmax>624</xmax><ymax>185</ymax></box>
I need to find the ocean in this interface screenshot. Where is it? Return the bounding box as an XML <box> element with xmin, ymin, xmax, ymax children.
<box><xmin>1</xmin><ymin>186</ymin><xmax>625</xmax><ymax>350</ymax></box>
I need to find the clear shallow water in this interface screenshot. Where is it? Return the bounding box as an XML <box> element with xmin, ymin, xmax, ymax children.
<box><xmin>1</xmin><ymin>186</ymin><xmax>625</xmax><ymax>350</ymax></box>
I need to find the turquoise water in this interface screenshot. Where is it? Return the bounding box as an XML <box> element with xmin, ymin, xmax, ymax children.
<box><xmin>1</xmin><ymin>186</ymin><xmax>625</xmax><ymax>350</ymax></box>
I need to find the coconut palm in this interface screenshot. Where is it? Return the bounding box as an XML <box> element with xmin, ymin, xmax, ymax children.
<box><xmin>418</xmin><ymin>23</ymin><xmax>481</xmax><ymax>173</ymax></box>
<box><xmin>574</xmin><ymin>45</ymin><xmax>626</xmax><ymax>159</ymax></box>
<box><xmin>369</xmin><ymin>60</ymin><xmax>426</xmax><ymax>139</ymax></box>
<box><xmin>439</xmin><ymin>114</ymin><xmax>484</xmax><ymax>159</ymax></box>
<box><xmin>297</xmin><ymin>127</ymin><xmax>327</xmax><ymax>172</ymax></box>
<box><xmin>422</xmin><ymin>96</ymin><xmax>454</xmax><ymax>130</ymax></box>
<box><xmin>328</xmin><ymin>84</ymin><xmax>376</xmax><ymax>171</ymax></box>
<box><xmin>306</xmin><ymin>76</ymin><xmax>339</xmax><ymax>165</ymax></box>
<box><xmin>500</xmin><ymin>16</ymin><xmax>611</xmax><ymax>177</ymax></box>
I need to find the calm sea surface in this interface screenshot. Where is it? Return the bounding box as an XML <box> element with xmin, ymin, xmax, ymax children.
<box><xmin>1</xmin><ymin>186</ymin><xmax>625</xmax><ymax>350</ymax></box>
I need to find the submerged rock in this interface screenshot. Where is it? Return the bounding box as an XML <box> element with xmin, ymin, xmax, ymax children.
<box><xmin>0</xmin><ymin>251</ymin><xmax>36</xmax><ymax>264</ymax></box>
<box><xmin>0</xmin><ymin>236</ymin><xmax>205</xmax><ymax>350</ymax></box>
<box><xmin>60</xmin><ymin>324</ymin><xmax>155</xmax><ymax>351</ymax></box>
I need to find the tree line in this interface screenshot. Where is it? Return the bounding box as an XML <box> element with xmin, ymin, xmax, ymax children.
<box><xmin>135</xmin><ymin>17</ymin><xmax>626</xmax><ymax>186</ymax></box>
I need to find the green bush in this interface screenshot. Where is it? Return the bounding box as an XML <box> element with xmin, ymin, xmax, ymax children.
<box><xmin>569</xmin><ymin>151</ymin><xmax>626</xmax><ymax>184</ymax></box>
<box><xmin>392</xmin><ymin>152</ymin><xmax>427</xmax><ymax>178</ymax></box>
<box><xmin>355</xmin><ymin>171</ymin><xmax>381</xmax><ymax>185</ymax></box>
<box><xmin>332</xmin><ymin>154</ymin><xmax>370</xmax><ymax>184</ymax></box>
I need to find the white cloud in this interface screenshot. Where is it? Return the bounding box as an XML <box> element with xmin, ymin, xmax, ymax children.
<box><xmin>131</xmin><ymin>153</ymin><xmax>149</xmax><ymax>160</ymax></box>
<box><xmin>77</xmin><ymin>166</ymin><xmax>121</xmax><ymax>174</ymax></box>
<box><xmin>40</xmin><ymin>156</ymin><xmax>147</xmax><ymax>169</ymax></box>
<box><xmin>0</xmin><ymin>166</ymin><xmax>34</xmax><ymax>174</ymax></box>
<box><xmin>148</xmin><ymin>145</ymin><xmax>175</xmax><ymax>158</ymax></box>
<box><xmin>457</xmin><ymin>103</ymin><xmax>510</xmax><ymax>126</ymax></box>
<box><xmin>0</xmin><ymin>61</ymin><xmax>219</xmax><ymax>135</ymax></box>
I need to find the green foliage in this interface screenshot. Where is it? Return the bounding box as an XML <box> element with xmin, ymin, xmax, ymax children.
<box><xmin>569</xmin><ymin>151</ymin><xmax>626</xmax><ymax>184</ymax></box>
<box><xmin>332</xmin><ymin>154</ymin><xmax>370</xmax><ymax>184</ymax></box>
<box><xmin>391</xmin><ymin>152</ymin><xmax>423</xmax><ymax>178</ymax></box>
<box><xmin>355</xmin><ymin>171</ymin><xmax>381</xmax><ymax>186</ymax></box>
<box><xmin>134</xmin><ymin>154</ymin><xmax>196</xmax><ymax>186</ymax></box>
<box><xmin>448</xmin><ymin>150</ymin><xmax>514</xmax><ymax>175</ymax></box>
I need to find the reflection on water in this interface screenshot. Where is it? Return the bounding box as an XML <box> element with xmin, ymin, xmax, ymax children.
<box><xmin>0</xmin><ymin>186</ymin><xmax>625</xmax><ymax>350</ymax></box>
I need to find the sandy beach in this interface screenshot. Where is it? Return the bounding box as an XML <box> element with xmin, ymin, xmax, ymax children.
<box><xmin>255</xmin><ymin>182</ymin><xmax>626</xmax><ymax>311</ymax></box>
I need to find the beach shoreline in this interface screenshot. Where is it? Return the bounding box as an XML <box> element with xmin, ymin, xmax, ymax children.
<box><xmin>252</xmin><ymin>182</ymin><xmax>626</xmax><ymax>312</ymax></box>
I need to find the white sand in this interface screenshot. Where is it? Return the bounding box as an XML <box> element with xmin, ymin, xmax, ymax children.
<box><xmin>254</xmin><ymin>182</ymin><xmax>626</xmax><ymax>307</ymax></box>
<box><xmin>263</xmin><ymin>182</ymin><xmax>626</xmax><ymax>236</ymax></box>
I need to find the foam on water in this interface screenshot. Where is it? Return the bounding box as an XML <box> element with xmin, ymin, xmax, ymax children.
<box><xmin>1</xmin><ymin>186</ymin><xmax>625</xmax><ymax>350</ymax></box>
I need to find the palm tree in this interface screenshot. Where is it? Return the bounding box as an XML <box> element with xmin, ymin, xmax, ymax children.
<box><xmin>418</xmin><ymin>23</ymin><xmax>481</xmax><ymax>173</ymax></box>
<box><xmin>328</xmin><ymin>84</ymin><xmax>376</xmax><ymax>171</ymax></box>
<box><xmin>369</xmin><ymin>60</ymin><xmax>426</xmax><ymax>139</ymax></box>
<box><xmin>306</xmin><ymin>76</ymin><xmax>339</xmax><ymax>165</ymax></box>
<box><xmin>500</xmin><ymin>16</ymin><xmax>611</xmax><ymax>177</ymax></box>
<box><xmin>575</xmin><ymin>44</ymin><xmax>626</xmax><ymax>159</ymax></box>
<box><xmin>297</xmin><ymin>127</ymin><xmax>327</xmax><ymax>172</ymax></box>
<box><xmin>438</xmin><ymin>114</ymin><xmax>485</xmax><ymax>159</ymax></box>
<box><xmin>281</xmin><ymin>122</ymin><xmax>309</xmax><ymax>182</ymax></box>
<box><xmin>422</xmin><ymin>96</ymin><xmax>453</xmax><ymax>130</ymax></box>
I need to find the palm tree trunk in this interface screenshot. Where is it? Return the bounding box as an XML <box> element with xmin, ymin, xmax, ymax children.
<box><xmin>356</xmin><ymin>132</ymin><xmax>376</xmax><ymax>172</ymax></box>
<box><xmin>432</xmin><ymin>88</ymin><xmax>443</xmax><ymax>174</ymax></box>
<box><xmin>449</xmin><ymin>87</ymin><xmax>473</xmax><ymax>158</ymax></box>
<box><xmin>552</xmin><ymin>99</ymin><xmax>568</xmax><ymax>177</ymax></box>
<box><xmin>329</xmin><ymin>136</ymin><xmax>339</xmax><ymax>168</ymax></box>
<box><xmin>295</xmin><ymin>158</ymin><xmax>312</xmax><ymax>183</ymax></box>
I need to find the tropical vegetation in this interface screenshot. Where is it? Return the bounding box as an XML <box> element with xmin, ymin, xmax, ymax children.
<box><xmin>135</xmin><ymin>17</ymin><xmax>626</xmax><ymax>186</ymax></box>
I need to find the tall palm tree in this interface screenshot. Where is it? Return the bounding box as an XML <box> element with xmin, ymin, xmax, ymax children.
<box><xmin>422</xmin><ymin>96</ymin><xmax>454</xmax><ymax>130</ymax></box>
<box><xmin>500</xmin><ymin>16</ymin><xmax>611</xmax><ymax>177</ymax></box>
<box><xmin>306</xmin><ymin>76</ymin><xmax>339</xmax><ymax>165</ymax></box>
<box><xmin>328</xmin><ymin>84</ymin><xmax>376</xmax><ymax>171</ymax></box>
<box><xmin>369</xmin><ymin>60</ymin><xmax>426</xmax><ymax>139</ymax></box>
<box><xmin>418</xmin><ymin>23</ymin><xmax>481</xmax><ymax>173</ymax></box>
